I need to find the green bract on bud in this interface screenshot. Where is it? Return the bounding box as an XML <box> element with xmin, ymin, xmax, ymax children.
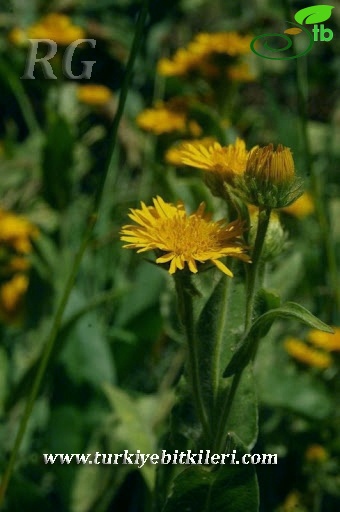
<box><xmin>234</xmin><ymin>144</ymin><xmax>303</xmax><ymax>208</ymax></box>
<box><xmin>249</xmin><ymin>209</ymin><xmax>287</xmax><ymax>261</ymax></box>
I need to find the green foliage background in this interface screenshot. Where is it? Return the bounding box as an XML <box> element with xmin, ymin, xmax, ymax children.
<box><xmin>0</xmin><ymin>0</ymin><xmax>339</xmax><ymax>511</ymax></box>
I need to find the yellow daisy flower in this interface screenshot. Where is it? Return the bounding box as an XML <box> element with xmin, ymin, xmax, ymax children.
<box><xmin>77</xmin><ymin>84</ymin><xmax>112</xmax><ymax>106</ymax></box>
<box><xmin>307</xmin><ymin>327</ymin><xmax>340</xmax><ymax>351</ymax></box>
<box><xmin>27</xmin><ymin>13</ymin><xmax>85</xmax><ymax>46</ymax></box>
<box><xmin>120</xmin><ymin>196</ymin><xmax>250</xmax><ymax>276</ymax></box>
<box><xmin>284</xmin><ymin>337</ymin><xmax>332</xmax><ymax>369</ymax></box>
<box><xmin>175</xmin><ymin>138</ymin><xmax>249</xmax><ymax>180</ymax></box>
<box><xmin>164</xmin><ymin>137</ymin><xmax>218</xmax><ymax>166</ymax></box>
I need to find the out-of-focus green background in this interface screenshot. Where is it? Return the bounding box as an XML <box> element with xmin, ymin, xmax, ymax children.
<box><xmin>0</xmin><ymin>0</ymin><xmax>339</xmax><ymax>510</ymax></box>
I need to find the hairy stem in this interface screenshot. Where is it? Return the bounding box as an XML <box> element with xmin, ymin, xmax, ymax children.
<box><xmin>174</xmin><ymin>274</ymin><xmax>211</xmax><ymax>443</ymax></box>
<box><xmin>213</xmin><ymin>207</ymin><xmax>271</xmax><ymax>453</ymax></box>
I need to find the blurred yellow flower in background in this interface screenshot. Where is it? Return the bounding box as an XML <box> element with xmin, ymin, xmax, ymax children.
<box><xmin>121</xmin><ymin>196</ymin><xmax>250</xmax><ymax>276</ymax></box>
<box><xmin>305</xmin><ymin>444</ymin><xmax>329</xmax><ymax>463</ymax></box>
<box><xmin>28</xmin><ymin>13</ymin><xmax>85</xmax><ymax>45</ymax></box>
<box><xmin>8</xmin><ymin>27</ymin><xmax>28</xmax><ymax>46</ymax></box>
<box><xmin>190</xmin><ymin>32</ymin><xmax>252</xmax><ymax>57</ymax></box>
<box><xmin>284</xmin><ymin>337</ymin><xmax>332</xmax><ymax>369</ymax></box>
<box><xmin>9</xmin><ymin>13</ymin><xmax>85</xmax><ymax>47</ymax></box>
<box><xmin>77</xmin><ymin>84</ymin><xmax>113</xmax><ymax>106</ymax></box>
<box><xmin>158</xmin><ymin>32</ymin><xmax>253</xmax><ymax>79</ymax></box>
<box><xmin>0</xmin><ymin>274</ymin><xmax>29</xmax><ymax>323</ymax></box>
<box><xmin>0</xmin><ymin>209</ymin><xmax>39</xmax><ymax>253</ymax></box>
<box><xmin>280</xmin><ymin>192</ymin><xmax>314</xmax><ymax>218</ymax></box>
<box><xmin>136</xmin><ymin>100</ymin><xmax>202</xmax><ymax>136</ymax></box>
<box><xmin>0</xmin><ymin>209</ymin><xmax>38</xmax><ymax>324</ymax></box>
<box><xmin>157</xmin><ymin>48</ymin><xmax>210</xmax><ymax>77</ymax></box>
<box><xmin>307</xmin><ymin>327</ymin><xmax>340</xmax><ymax>351</ymax></box>
<box><xmin>227</xmin><ymin>62</ymin><xmax>255</xmax><ymax>82</ymax></box>
<box><xmin>280</xmin><ymin>491</ymin><xmax>305</xmax><ymax>512</ymax></box>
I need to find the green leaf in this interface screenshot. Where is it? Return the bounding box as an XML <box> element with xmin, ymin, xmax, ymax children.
<box><xmin>227</xmin><ymin>365</ymin><xmax>258</xmax><ymax>449</ymax></box>
<box><xmin>42</xmin><ymin>114</ymin><xmax>74</xmax><ymax>210</ymax></box>
<box><xmin>102</xmin><ymin>384</ymin><xmax>156</xmax><ymax>490</ymax></box>
<box><xmin>255</xmin><ymin>327</ymin><xmax>333</xmax><ymax>419</ymax></box>
<box><xmin>162</xmin><ymin>435</ymin><xmax>259</xmax><ymax>512</ymax></box>
<box><xmin>294</xmin><ymin>5</ymin><xmax>334</xmax><ymax>25</ymax></box>
<box><xmin>251</xmin><ymin>302</ymin><xmax>333</xmax><ymax>336</ymax></box>
<box><xmin>115</xmin><ymin>260</ymin><xmax>165</xmax><ymax>327</ymax></box>
<box><xmin>224</xmin><ymin>302</ymin><xmax>333</xmax><ymax>377</ymax></box>
<box><xmin>0</xmin><ymin>348</ymin><xmax>8</xmax><ymax>415</ymax></box>
<box><xmin>195</xmin><ymin>275</ymin><xmax>245</xmax><ymax>416</ymax></box>
<box><xmin>195</xmin><ymin>273</ymin><xmax>258</xmax><ymax>448</ymax></box>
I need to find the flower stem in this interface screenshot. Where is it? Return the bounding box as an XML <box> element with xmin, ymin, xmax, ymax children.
<box><xmin>0</xmin><ymin>1</ymin><xmax>149</xmax><ymax>505</ymax></box>
<box><xmin>174</xmin><ymin>274</ymin><xmax>211</xmax><ymax>443</ymax></box>
<box><xmin>212</xmin><ymin>206</ymin><xmax>271</xmax><ymax>453</ymax></box>
<box><xmin>245</xmin><ymin>207</ymin><xmax>271</xmax><ymax>331</ymax></box>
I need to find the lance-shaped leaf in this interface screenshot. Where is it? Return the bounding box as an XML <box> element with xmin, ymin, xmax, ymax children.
<box><xmin>294</xmin><ymin>5</ymin><xmax>334</xmax><ymax>25</ymax></box>
<box><xmin>162</xmin><ymin>435</ymin><xmax>259</xmax><ymax>512</ymax></box>
<box><xmin>195</xmin><ymin>274</ymin><xmax>258</xmax><ymax>448</ymax></box>
<box><xmin>224</xmin><ymin>302</ymin><xmax>333</xmax><ymax>377</ymax></box>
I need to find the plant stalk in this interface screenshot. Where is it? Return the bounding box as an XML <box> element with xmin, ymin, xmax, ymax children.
<box><xmin>174</xmin><ymin>274</ymin><xmax>211</xmax><ymax>443</ymax></box>
<box><xmin>213</xmin><ymin>206</ymin><xmax>271</xmax><ymax>453</ymax></box>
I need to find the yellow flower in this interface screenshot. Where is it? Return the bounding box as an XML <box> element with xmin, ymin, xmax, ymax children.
<box><xmin>238</xmin><ymin>143</ymin><xmax>303</xmax><ymax>208</ymax></box>
<box><xmin>280</xmin><ymin>192</ymin><xmax>314</xmax><ymax>219</ymax></box>
<box><xmin>0</xmin><ymin>274</ymin><xmax>29</xmax><ymax>323</ymax></box>
<box><xmin>246</xmin><ymin>144</ymin><xmax>295</xmax><ymax>184</ymax></box>
<box><xmin>227</xmin><ymin>62</ymin><xmax>255</xmax><ymax>82</ymax></box>
<box><xmin>281</xmin><ymin>491</ymin><xmax>303</xmax><ymax>512</ymax></box>
<box><xmin>7</xmin><ymin>257</ymin><xmax>30</xmax><ymax>273</ymax></box>
<box><xmin>176</xmin><ymin>138</ymin><xmax>248</xmax><ymax>179</ymax></box>
<box><xmin>157</xmin><ymin>48</ymin><xmax>208</xmax><ymax>77</ymax></box>
<box><xmin>8</xmin><ymin>27</ymin><xmax>28</xmax><ymax>46</ymax></box>
<box><xmin>27</xmin><ymin>13</ymin><xmax>85</xmax><ymax>46</ymax></box>
<box><xmin>77</xmin><ymin>84</ymin><xmax>112</xmax><ymax>106</ymax></box>
<box><xmin>165</xmin><ymin>137</ymin><xmax>218</xmax><ymax>166</ymax></box>
<box><xmin>120</xmin><ymin>196</ymin><xmax>250</xmax><ymax>276</ymax></box>
<box><xmin>284</xmin><ymin>337</ymin><xmax>332</xmax><ymax>369</ymax></box>
<box><xmin>307</xmin><ymin>327</ymin><xmax>340</xmax><ymax>351</ymax></box>
<box><xmin>190</xmin><ymin>32</ymin><xmax>252</xmax><ymax>57</ymax></box>
<box><xmin>158</xmin><ymin>32</ymin><xmax>253</xmax><ymax>78</ymax></box>
<box><xmin>136</xmin><ymin>100</ymin><xmax>201</xmax><ymax>136</ymax></box>
<box><xmin>305</xmin><ymin>444</ymin><xmax>329</xmax><ymax>463</ymax></box>
<box><xmin>0</xmin><ymin>209</ymin><xmax>38</xmax><ymax>254</ymax></box>
<box><xmin>174</xmin><ymin>138</ymin><xmax>249</xmax><ymax>198</ymax></box>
